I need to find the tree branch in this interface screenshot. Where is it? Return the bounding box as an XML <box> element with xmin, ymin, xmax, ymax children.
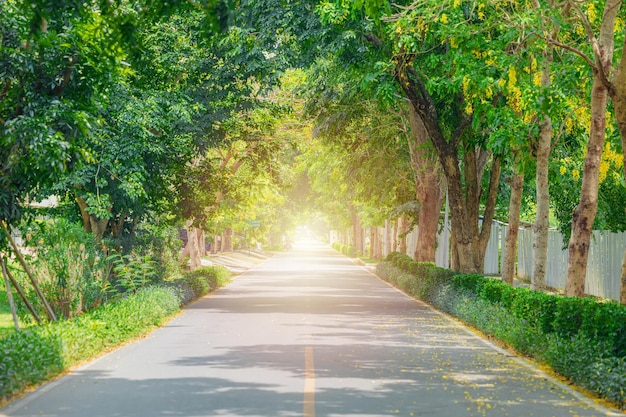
<box><xmin>363</xmin><ymin>33</ymin><xmax>383</xmax><ymax>48</ymax></box>
<box><xmin>546</xmin><ymin>38</ymin><xmax>597</xmax><ymax>69</ymax></box>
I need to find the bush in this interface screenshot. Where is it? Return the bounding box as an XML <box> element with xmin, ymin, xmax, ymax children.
<box><xmin>0</xmin><ymin>286</ymin><xmax>179</xmax><ymax>401</ymax></box>
<box><xmin>19</xmin><ymin>219</ymin><xmax>108</xmax><ymax>320</ymax></box>
<box><xmin>184</xmin><ymin>272</ymin><xmax>210</xmax><ymax>298</ymax></box>
<box><xmin>164</xmin><ymin>266</ymin><xmax>232</xmax><ymax>305</ymax></box>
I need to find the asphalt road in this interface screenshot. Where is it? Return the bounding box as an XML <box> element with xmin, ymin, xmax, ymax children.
<box><xmin>1</xmin><ymin>240</ymin><xmax>623</xmax><ymax>417</ymax></box>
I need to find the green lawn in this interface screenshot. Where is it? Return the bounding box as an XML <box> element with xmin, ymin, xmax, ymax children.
<box><xmin>0</xmin><ymin>288</ymin><xmax>19</xmax><ymax>338</ymax></box>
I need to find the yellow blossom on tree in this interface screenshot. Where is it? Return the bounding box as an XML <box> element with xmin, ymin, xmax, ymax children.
<box><xmin>507</xmin><ymin>66</ymin><xmax>522</xmax><ymax>113</ymax></box>
<box><xmin>485</xmin><ymin>86</ymin><xmax>493</xmax><ymax>99</ymax></box>
<box><xmin>560</xmin><ymin>166</ymin><xmax>567</xmax><ymax>175</ymax></box>
<box><xmin>599</xmin><ymin>159</ymin><xmax>609</xmax><ymax>183</ymax></box>
<box><xmin>462</xmin><ymin>74</ymin><xmax>471</xmax><ymax>96</ymax></box>
<box><xmin>478</xmin><ymin>3</ymin><xmax>485</xmax><ymax>20</ymax></box>
<box><xmin>440</xmin><ymin>13</ymin><xmax>448</xmax><ymax>24</ymax></box>
<box><xmin>575</xmin><ymin>24</ymin><xmax>585</xmax><ymax>37</ymax></box>
<box><xmin>616</xmin><ymin>17</ymin><xmax>624</xmax><ymax>33</ymax></box>
<box><xmin>587</xmin><ymin>2</ymin><xmax>597</xmax><ymax>23</ymax></box>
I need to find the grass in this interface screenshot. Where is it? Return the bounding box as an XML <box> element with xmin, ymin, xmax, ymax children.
<box><xmin>0</xmin><ymin>287</ymin><xmax>19</xmax><ymax>339</ymax></box>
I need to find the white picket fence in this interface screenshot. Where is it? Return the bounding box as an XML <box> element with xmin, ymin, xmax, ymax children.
<box><xmin>516</xmin><ymin>228</ymin><xmax>625</xmax><ymax>301</ymax></box>
<box><xmin>374</xmin><ymin>221</ymin><xmax>624</xmax><ymax>301</ymax></box>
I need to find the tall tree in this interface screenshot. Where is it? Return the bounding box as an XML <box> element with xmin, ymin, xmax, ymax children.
<box><xmin>546</xmin><ymin>0</ymin><xmax>623</xmax><ymax>296</ymax></box>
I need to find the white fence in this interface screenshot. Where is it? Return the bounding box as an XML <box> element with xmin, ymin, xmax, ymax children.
<box><xmin>376</xmin><ymin>221</ymin><xmax>624</xmax><ymax>301</ymax></box>
<box><xmin>517</xmin><ymin>228</ymin><xmax>625</xmax><ymax>301</ymax></box>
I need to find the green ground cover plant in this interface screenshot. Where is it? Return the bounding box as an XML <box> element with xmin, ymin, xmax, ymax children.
<box><xmin>376</xmin><ymin>252</ymin><xmax>626</xmax><ymax>409</ymax></box>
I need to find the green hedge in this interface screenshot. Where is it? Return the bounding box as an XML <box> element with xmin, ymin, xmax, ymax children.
<box><xmin>0</xmin><ymin>286</ymin><xmax>179</xmax><ymax>401</ymax></box>
<box><xmin>332</xmin><ymin>242</ymin><xmax>358</xmax><ymax>258</ymax></box>
<box><xmin>165</xmin><ymin>265</ymin><xmax>232</xmax><ymax>305</ymax></box>
<box><xmin>377</xmin><ymin>253</ymin><xmax>626</xmax><ymax>409</ymax></box>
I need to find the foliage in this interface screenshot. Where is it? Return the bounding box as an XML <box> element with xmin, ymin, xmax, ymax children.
<box><xmin>375</xmin><ymin>262</ymin><xmax>626</xmax><ymax>408</ymax></box>
<box><xmin>165</xmin><ymin>265</ymin><xmax>232</xmax><ymax>306</ymax></box>
<box><xmin>332</xmin><ymin>241</ymin><xmax>358</xmax><ymax>258</ymax></box>
<box><xmin>0</xmin><ymin>286</ymin><xmax>179</xmax><ymax>402</ymax></box>
<box><xmin>105</xmin><ymin>252</ymin><xmax>157</xmax><ymax>295</ymax></box>
<box><xmin>17</xmin><ymin>219</ymin><xmax>107</xmax><ymax>320</ymax></box>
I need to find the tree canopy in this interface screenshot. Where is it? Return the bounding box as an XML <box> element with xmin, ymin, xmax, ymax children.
<box><xmin>2</xmin><ymin>0</ymin><xmax>626</xmax><ymax>300</ymax></box>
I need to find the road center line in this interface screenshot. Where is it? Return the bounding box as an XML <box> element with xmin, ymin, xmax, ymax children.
<box><xmin>303</xmin><ymin>346</ymin><xmax>316</xmax><ymax>417</ymax></box>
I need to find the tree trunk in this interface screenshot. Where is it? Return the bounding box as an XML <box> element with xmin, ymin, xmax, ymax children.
<box><xmin>111</xmin><ymin>211</ymin><xmax>126</xmax><ymax>238</ymax></box>
<box><xmin>532</xmin><ymin>54</ymin><xmax>554</xmax><ymax>291</ymax></box>
<box><xmin>392</xmin><ymin>218</ymin><xmax>399</xmax><ymax>252</ymax></box>
<box><xmin>222</xmin><ymin>227</ymin><xmax>234</xmax><ymax>252</ymax></box>
<box><xmin>502</xmin><ymin>163</ymin><xmax>524</xmax><ymax>285</ymax></box>
<box><xmin>566</xmin><ymin>75</ymin><xmax>609</xmax><ymax>296</ymax></box>
<box><xmin>188</xmin><ymin>227</ymin><xmax>202</xmax><ymax>270</ymax></box>
<box><xmin>385</xmin><ymin>220</ymin><xmax>392</xmax><ymax>257</ymax></box>
<box><xmin>75</xmin><ymin>197</ymin><xmax>92</xmax><ymax>233</ymax></box>
<box><xmin>349</xmin><ymin>205</ymin><xmax>363</xmax><ymax>255</ymax></box>
<box><xmin>89</xmin><ymin>215</ymin><xmax>109</xmax><ymax>243</ymax></box>
<box><xmin>474</xmin><ymin>155</ymin><xmax>501</xmax><ymax>273</ymax></box>
<box><xmin>407</xmin><ymin>103</ymin><xmax>444</xmax><ymax>263</ymax></box>
<box><xmin>398</xmin><ymin>215</ymin><xmax>408</xmax><ymax>255</ymax></box>
<box><xmin>566</xmin><ymin>0</ymin><xmax>620</xmax><ymax>295</ymax></box>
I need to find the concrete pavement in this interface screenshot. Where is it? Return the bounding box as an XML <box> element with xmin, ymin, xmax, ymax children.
<box><xmin>1</xmin><ymin>240</ymin><xmax>623</xmax><ymax>417</ymax></box>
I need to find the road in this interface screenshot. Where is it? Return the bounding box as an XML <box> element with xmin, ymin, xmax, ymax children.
<box><xmin>1</xmin><ymin>240</ymin><xmax>622</xmax><ymax>417</ymax></box>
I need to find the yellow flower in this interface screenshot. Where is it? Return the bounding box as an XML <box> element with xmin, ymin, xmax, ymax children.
<box><xmin>453</xmin><ymin>0</ymin><xmax>461</xmax><ymax>7</ymax></box>
<box><xmin>616</xmin><ymin>17</ymin><xmax>624</xmax><ymax>34</ymax></box>
<box><xmin>572</xmin><ymin>169</ymin><xmax>580</xmax><ymax>180</ymax></box>
<box><xmin>533</xmin><ymin>72</ymin><xmax>542</xmax><ymax>87</ymax></box>
<box><xmin>560</xmin><ymin>166</ymin><xmax>567</xmax><ymax>175</ymax></box>
<box><xmin>599</xmin><ymin>160</ymin><xmax>609</xmax><ymax>183</ymax></box>
<box><xmin>465</xmin><ymin>102</ymin><xmax>473</xmax><ymax>115</ymax></box>
<box><xmin>575</xmin><ymin>24</ymin><xmax>585</xmax><ymax>37</ymax></box>
<box><xmin>462</xmin><ymin>74</ymin><xmax>471</xmax><ymax>95</ymax></box>
<box><xmin>587</xmin><ymin>3</ymin><xmax>597</xmax><ymax>23</ymax></box>
<box><xmin>478</xmin><ymin>3</ymin><xmax>485</xmax><ymax>20</ymax></box>
<box><xmin>440</xmin><ymin>14</ymin><xmax>448</xmax><ymax>24</ymax></box>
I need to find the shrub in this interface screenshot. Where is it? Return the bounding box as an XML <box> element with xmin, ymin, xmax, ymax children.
<box><xmin>451</xmin><ymin>274</ymin><xmax>490</xmax><ymax>294</ymax></box>
<box><xmin>184</xmin><ymin>272</ymin><xmax>210</xmax><ymax>298</ymax></box>
<box><xmin>19</xmin><ymin>219</ymin><xmax>108</xmax><ymax>320</ymax></box>
<box><xmin>198</xmin><ymin>266</ymin><xmax>232</xmax><ymax>290</ymax></box>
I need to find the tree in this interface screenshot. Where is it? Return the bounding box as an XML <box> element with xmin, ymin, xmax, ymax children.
<box><xmin>544</xmin><ymin>0</ymin><xmax>623</xmax><ymax>296</ymax></box>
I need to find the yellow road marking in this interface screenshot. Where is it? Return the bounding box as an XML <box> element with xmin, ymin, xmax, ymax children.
<box><xmin>304</xmin><ymin>346</ymin><xmax>316</xmax><ymax>417</ymax></box>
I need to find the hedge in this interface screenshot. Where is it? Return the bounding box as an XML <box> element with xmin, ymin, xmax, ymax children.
<box><xmin>378</xmin><ymin>252</ymin><xmax>626</xmax><ymax>408</ymax></box>
<box><xmin>165</xmin><ymin>265</ymin><xmax>232</xmax><ymax>306</ymax></box>
<box><xmin>332</xmin><ymin>242</ymin><xmax>358</xmax><ymax>258</ymax></box>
